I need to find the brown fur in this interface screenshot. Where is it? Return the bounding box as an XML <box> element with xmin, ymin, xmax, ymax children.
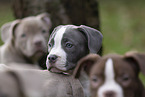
<box><xmin>74</xmin><ymin>52</ymin><xmax>145</xmax><ymax>97</ymax></box>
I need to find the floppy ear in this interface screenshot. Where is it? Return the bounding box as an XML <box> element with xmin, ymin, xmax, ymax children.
<box><xmin>124</xmin><ymin>52</ymin><xmax>145</xmax><ymax>75</ymax></box>
<box><xmin>37</xmin><ymin>13</ymin><xmax>52</xmax><ymax>29</ymax></box>
<box><xmin>1</xmin><ymin>22</ymin><xmax>11</xmax><ymax>43</ymax></box>
<box><xmin>0</xmin><ymin>20</ymin><xmax>20</xmax><ymax>43</ymax></box>
<box><xmin>77</xmin><ymin>25</ymin><xmax>103</xmax><ymax>53</ymax></box>
<box><xmin>73</xmin><ymin>54</ymin><xmax>101</xmax><ymax>78</ymax></box>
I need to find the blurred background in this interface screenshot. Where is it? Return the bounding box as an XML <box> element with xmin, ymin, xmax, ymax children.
<box><xmin>0</xmin><ymin>0</ymin><xmax>145</xmax><ymax>83</ymax></box>
<box><xmin>0</xmin><ymin>0</ymin><xmax>145</xmax><ymax>54</ymax></box>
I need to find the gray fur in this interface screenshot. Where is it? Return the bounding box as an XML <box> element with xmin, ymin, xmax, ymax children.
<box><xmin>0</xmin><ymin>65</ymin><xmax>84</xmax><ymax>97</ymax></box>
<box><xmin>0</xmin><ymin>13</ymin><xmax>51</xmax><ymax>68</ymax></box>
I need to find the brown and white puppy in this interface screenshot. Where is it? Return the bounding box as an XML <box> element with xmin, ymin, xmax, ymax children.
<box><xmin>0</xmin><ymin>13</ymin><xmax>51</xmax><ymax>69</ymax></box>
<box><xmin>74</xmin><ymin>52</ymin><xmax>145</xmax><ymax>97</ymax></box>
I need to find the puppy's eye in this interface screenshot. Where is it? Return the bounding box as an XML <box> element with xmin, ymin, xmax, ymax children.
<box><xmin>91</xmin><ymin>75</ymin><xmax>100</xmax><ymax>88</ymax></box>
<box><xmin>122</xmin><ymin>75</ymin><xmax>130</xmax><ymax>81</ymax></box>
<box><xmin>42</xmin><ymin>30</ymin><xmax>47</xmax><ymax>34</ymax></box>
<box><xmin>91</xmin><ymin>76</ymin><xmax>98</xmax><ymax>82</ymax></box>
<box><xmin>21</xmin><ymin>34</ymin><xmax>26</xmax><ymax>38</ymax></box>
<box><xmin>119</xmin><ymin>74</ymin><xmax>131</xmax><ymax>86</ymax></box>
<box><xmin>65</xmin><ymin>42</ymin><xmax>73</xmax><ymax>48</ymax></box>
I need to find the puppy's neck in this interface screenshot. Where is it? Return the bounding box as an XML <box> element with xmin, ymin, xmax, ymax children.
<box><xmin>78</xmin><ymin>70</ymin><xmax>90</xmax><ymax>97</ymax></box>
<box><xmin>2</xmin><ymin>42</ymin><xmax>32</xmax><ymax>64</ymax></box>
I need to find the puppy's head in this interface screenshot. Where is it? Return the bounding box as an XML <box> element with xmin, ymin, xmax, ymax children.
<box><xmin>46</xmin><ymin>25</ymin><xmax>103</xmax><ymax>74</ymax></box>
<box><xmin>74</xmin><ymin>52</ymin><xmax>145</xmax><ymax>97</ymax></box>
<box><xmin>1</xmin><ymin>13</ymin><xmax>52</xmax><ymax>61</ymax></box>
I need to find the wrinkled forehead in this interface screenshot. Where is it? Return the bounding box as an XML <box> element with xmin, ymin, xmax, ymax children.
<box><xmin>21</xmin><ymin>21</ymin><xmax>42</xmax><ymax>30</ymax></box>
<box><xmin>48</xmin><ymin>26</ymin><xmax>66</xmax><ymax>43</ymax></box>
<box><xmin>16</xmin><ymin>18</ymin><xmax>47</xmax><ymax>34</ymax></box>
<box><xmin>48</xmin><ymin>25</ymin><xmax>80</xmax><ymax>42</ymax></box>
<box><xmin>14</xmin><ymin>25</ymin><xmax>38</xmax><ymax>37</ymax></box>
<box><xmin>91</xmin><ymin>55</ymin><xmax>135</xmax><ymax>75</ymax></box>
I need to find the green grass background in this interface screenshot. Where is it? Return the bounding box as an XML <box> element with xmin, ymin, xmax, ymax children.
<box><xmin>0</xmin><ymin>1</ymin><xmax>145</xmax><ymax>85</ymax></box>
<box><xmin>99</xmin><ymin>0</ymin><xmax>145</xmax><ymax>85</ymax></box>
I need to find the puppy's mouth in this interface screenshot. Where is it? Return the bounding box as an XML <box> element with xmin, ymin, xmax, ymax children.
<box><xmin>32</xmin><ymin>51</ymin><xmax>44</xmax><ymax>57</ymax></box>
<box><xmin>34</xmin><ymin>48</ymin><xmax>46</xmax><ymax>54</ymax></box>
<box><xmin>48</xmin><ymin>66</ymin><xmax>71</xmax><ymax>75</ymax></box>
<box><xmin>34</xmin><ymin>45</ymin><xmax>46</xmax><ymax>52</ymax></box>
<box><xmin>35</xmin><ymin>50</ymin><xmax>45</xmax><ymax>54</ymax></box>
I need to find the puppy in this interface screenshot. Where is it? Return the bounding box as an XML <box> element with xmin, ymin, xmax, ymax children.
<box><xmin>74</xmin><ymin>52</ymin><xmax>145</xmax><ymax>97</ymax></box>
<box><xmin>0</xmin><ymin>65</ymin><xmax>84</xmax><ymax>97</ymax></box>
<box><xmin>0</xmin><ymin>70</ymin><xmax>25</xmax><ymax>97</ymax></box>
<box><xmin>46</xmin><ymin>25</ymin><xmax>103</xmax><ymax>96</ymax></box>
<box><xmin>0</xmin><ymin>13</ymin><xmax>51</xmax><ymax>69</ymax></box>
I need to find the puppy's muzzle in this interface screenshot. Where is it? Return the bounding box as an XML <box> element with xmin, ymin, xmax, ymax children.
<box><xmin>104</xmin><ymin>91</ymin><xmax>116</xmax><ymax>97</ymax></box>
<box><xmin>34</xmin><ymin>41</ymin><xmax>42</xmax><ymax>47</ymax></box>
<box><xmin>48</xmin><ymin>55</ymin><xmax>58</xmax><ymax>63</ymax></box>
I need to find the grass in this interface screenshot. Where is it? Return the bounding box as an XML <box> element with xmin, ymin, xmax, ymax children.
<box><xmin>99</xmin><ymin>0</ymin><xmax>145</xmax><ymax>85</ymax></box>
<box><xmin>100</xmin><ymin>0</ymin><xmax>145</xmax><ymax>54</ymax></box>
<box><xmin>0</xmin><ymin>2</ymin><xmax>14</xmax><ymax>45</ymax></box>
<box><xmin>0</xmin><ymin>0</ymin><xmax>145</xmax><ymax>85</ymax></box>
<box><xmin>0</xmin><ymin>3</ymin><xmax>14</xmax><ymax>27</ymax></box>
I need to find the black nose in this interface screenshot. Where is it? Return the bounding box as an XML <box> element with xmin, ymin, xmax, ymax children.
<box><xmin>48</xmin><ymin>55</ymin><xmax>58</xmax><ymax>63</ymax></box>
<box><xmin>104</xmin><ymin>91</ymin><xmax>115</xmax><ymax>97</ymax></box>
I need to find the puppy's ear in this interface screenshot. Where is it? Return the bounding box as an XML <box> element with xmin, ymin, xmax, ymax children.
<box><xmin>1</xmin><ymin>20</ymin><xmax>20</xmax><ymax>43</ymax></box>
<box><xmin>37</xmin><ymin>13</ymin><xmax>52</xmax><ymax>29</ymax></box>
<box><xmin>73</xmin><ymin>54</ymin><xmax>101</xmax><ymax>78</ymax></box>
<box><xmin>1</xmin><ymin>22</ymin><xmax>11</xmax><ymax>43</ymax></box>
<box><xmin>124</xmin><ymin>52</ymin><xmax>145</xmax><ymax>75</ymax></box>
<box><xmin>77</xmin><ymin>25</ymin><xmax>103</xmax><ymax>53</ymax></box>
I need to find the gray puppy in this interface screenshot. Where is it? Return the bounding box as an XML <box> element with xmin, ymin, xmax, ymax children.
<box><xmin>0</xmin><ymin>13</ymin><xmax>51</xmax><ymax>69</ymax></box>
<box><xmin>0</xmin><ymin>64</ymin><xmax>84</xmax><ymax>97</ymax></box>
<box><xmin>0</xmin><ymin>67</ymin><xmax>25</xmax><ymax>97</ymax></box>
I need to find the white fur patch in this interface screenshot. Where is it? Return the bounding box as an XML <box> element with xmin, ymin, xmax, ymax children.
<box><xmin>97</xmin><ymin>58</ymin><xmax>123</xmax><ymax>97</ymax></box>
<box><xmin>48</xmin><ymin>27</ymin><xmax>67</xmax><ymax>70</ymax></box>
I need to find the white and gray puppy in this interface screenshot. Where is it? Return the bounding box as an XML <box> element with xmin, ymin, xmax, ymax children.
<box><xmin>46</xmin><ymin>25</ymin><xmax>103</xmax><ymax>96</ymax></box>
<box><xmin>0</xmin><ymin>13</ymin><xmax>51</xmax><ymax>69</ymax></box>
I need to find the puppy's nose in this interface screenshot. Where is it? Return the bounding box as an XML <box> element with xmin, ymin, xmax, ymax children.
<box><xmin>35</xmin><ymin>41</ymin><xmax>42</xmax><ymax>47</ymax></box>
<box><xmin>48</xmin><ymin>55</ymin><xmax>58</xmax><ymax>63</ymax></box>
<box><xmin>104</xmin><ymin>91</ymin><xmax>115</xmax><ymax>97</ymax></box>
